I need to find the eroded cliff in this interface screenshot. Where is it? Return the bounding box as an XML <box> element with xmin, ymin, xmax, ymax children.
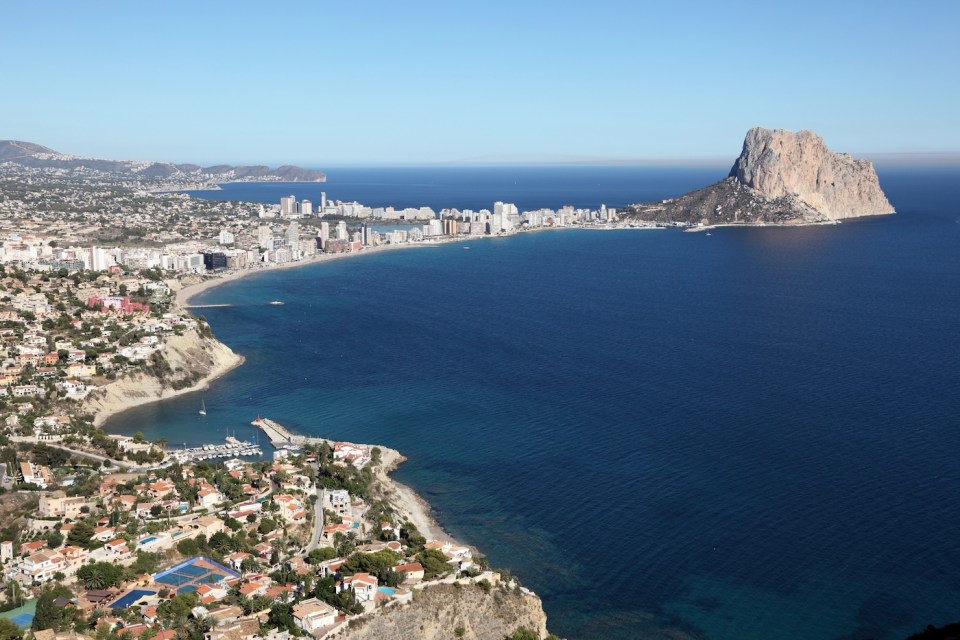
<box><xmin>84</xmin><ymin>327</ymin><xmax>243</xmax><ymax>425</ymax></box>
<box><xmin>333</xmin><ymin>580</ymin><xmax>550</xmax><ymax>640</ymax></box>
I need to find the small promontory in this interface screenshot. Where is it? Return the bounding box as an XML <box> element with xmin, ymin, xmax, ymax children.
<box><xmin>622</xmin><ymin>127</ymin><xmax>895</xmax><ymax>226</ymax></box>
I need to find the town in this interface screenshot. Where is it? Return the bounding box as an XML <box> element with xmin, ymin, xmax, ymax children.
<box><xmin>0</xmin><ymin>159</ymin><xmax>659</xmax><ymax>278</ymax></box>
<box><xmin>0</xmin><ymin>161</ymin><xmax>555</xmax><ymax>640</ymax></box>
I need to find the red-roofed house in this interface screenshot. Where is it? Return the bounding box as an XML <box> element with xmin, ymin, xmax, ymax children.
<box><xmin>337</xmin><ymin>572</ymin><xmax>378</xmax><ymax>602</ymax></box>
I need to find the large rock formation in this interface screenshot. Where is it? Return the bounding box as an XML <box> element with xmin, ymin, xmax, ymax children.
<box><xmin>729</xmin><ymin>127</ymin><xmax>894</xmax><ymax>219</ymax></box>
<box><xmin>622</xmin><ymin>127</ymin><xmax>894</xmax><ymax>226</ymax></box>
<box><xmin>335</xmin><ymin>581</ymin><xmax>550</xmax><ymax>640</ymax></box>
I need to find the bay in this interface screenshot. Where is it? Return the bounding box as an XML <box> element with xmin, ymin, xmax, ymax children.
<box><xmin>110</xmin><ymin>165</ymin><xmax>960</xmax><ymax>639</ymax></box>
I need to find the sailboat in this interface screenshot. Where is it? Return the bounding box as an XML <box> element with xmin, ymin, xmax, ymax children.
<box><xmin>199</xmin><ymin>399</ymin><xmax>207</xmax><ymax>416</ymax></box>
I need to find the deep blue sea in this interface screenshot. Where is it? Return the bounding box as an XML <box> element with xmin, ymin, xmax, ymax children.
<box><xmin>114</xmin><ymin>165</ymin><xmax>960</xmax><ymax>640</ymax></box>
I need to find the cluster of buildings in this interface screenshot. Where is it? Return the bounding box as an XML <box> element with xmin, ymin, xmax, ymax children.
<box><xmin>0</xmin><ymin>160</ymin><xmax>550</xmax><ymax>639</ymax></box>
<box><xmin>0</xmin><ymin>266</ymin><xmax>200</xmax><ymax>458</ymax></box>
<box><xmin>0</xmin><ymin>437</ymin><xmax>507</xmax><ymax>639</ymax></box>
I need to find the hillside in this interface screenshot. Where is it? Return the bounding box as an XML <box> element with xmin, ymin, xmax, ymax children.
<box><xmin>0</xmin><ymin>139</ymin><xmax>326</xmax><ymax>182</ymax></box>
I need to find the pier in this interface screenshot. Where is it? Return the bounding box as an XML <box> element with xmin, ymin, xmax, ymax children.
<box><xmin>251</xmin><ymin>417</ymin><xmax>329</xmax><ymax>448</ymax></box>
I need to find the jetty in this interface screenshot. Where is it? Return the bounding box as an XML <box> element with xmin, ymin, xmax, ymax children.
<box><xmin>252</xmin><ymin>416</ymin><xmax>335</xmax><ymax>449</ymax></box>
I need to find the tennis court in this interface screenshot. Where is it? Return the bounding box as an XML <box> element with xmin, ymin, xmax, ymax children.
<box><xmin>0</xmin><ymin>599</ymin><xmax>36</xmax><ymax>629</ymax></box>
<box><xmin>152</xmin><ymin>556</ymin><xmax>238</xmax><ymax>594</ymax></box>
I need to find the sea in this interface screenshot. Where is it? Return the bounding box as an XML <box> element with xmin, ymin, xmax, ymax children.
<box><xmin>109</xmin><ymin>164</ymin><xmax>960</xmax><ymax>640</ymax></box>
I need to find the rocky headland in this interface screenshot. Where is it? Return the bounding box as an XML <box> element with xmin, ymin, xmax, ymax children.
<box><xmin>84</xmin><ymin>325</ymin><xmax>244</xmax><ymax>426</ymax></box>
<box><xmin>332</xmin><ymin>580</ymin><xmax>550</xmax><ymax>640</ymax></box>
<box><xmin>621</xmin><ymin>127</ymin><xmax>895</xmax><ymax>227</ymax></box>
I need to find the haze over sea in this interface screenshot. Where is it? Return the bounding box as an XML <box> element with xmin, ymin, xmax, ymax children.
<box><xmin>111</xmin><ymin>165</ymin><xmax>960</xmax><ymax>640</ymax></box>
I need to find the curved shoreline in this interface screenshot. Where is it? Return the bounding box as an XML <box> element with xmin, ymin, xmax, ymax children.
<box><xmin>88</xmin><ymin>329</ymin><xmax>245</xmax><ymax>428</ymax></box>
<box><xmin>176</xmin><ymin>240</ymin><xmax>463</xmax><ymax>307</ymax></box>
<box><xmin>105</xmin><ymin>244</ymin><xmax>466</xmax><ymax>547</ymax></box>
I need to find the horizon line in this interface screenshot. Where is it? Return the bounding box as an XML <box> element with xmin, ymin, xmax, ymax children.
<box><xmin>5</xmin><ymin>138</ymin><xmax>960</xmax><ymax>168</ymax></box>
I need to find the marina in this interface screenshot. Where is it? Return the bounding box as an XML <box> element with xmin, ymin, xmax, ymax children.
<box><xmin>166</xmin><ymin>436</ymin><xmax>262</xmax><ymax>463</ymax></box>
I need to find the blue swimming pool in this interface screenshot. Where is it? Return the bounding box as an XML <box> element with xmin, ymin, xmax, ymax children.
<box><xmin>378</xmin><ymin>587</ymin><xmax>396</xmax><ymax>595</ymax></box>
<box><xmin>139</xmin><ymin>536</ymin><xmax>157</xmax><ymax>545</ymax></box>
<box><xmin>110</xmin><ymin>589</ymin><xmax>157</xmax><ymax>610</ymax></box>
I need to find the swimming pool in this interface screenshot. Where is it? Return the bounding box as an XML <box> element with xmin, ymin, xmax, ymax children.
<box><xmin>139</xmin><ymin>536</ymin><xmax>157</xmax><ymax>546</ymax></box>
<box><xmin>378</xmin><ymin>587</ymin><xmax>396</xmax><ymax>595</ymax></box>
<box><xmin>110</xmin><ymin>589</ymin><xmax>157</xmax><ymax>610</ymax></box>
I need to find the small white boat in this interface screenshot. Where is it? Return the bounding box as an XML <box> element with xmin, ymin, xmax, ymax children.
<box><xmin>269</xmin><ymin>300</ymin><xmax>284</xmax><ymax>305</ymax></box>
<box><xmin>199</xmin><ymin>399</ymin><xmax>207</xmax><ymax>416</ymax></box>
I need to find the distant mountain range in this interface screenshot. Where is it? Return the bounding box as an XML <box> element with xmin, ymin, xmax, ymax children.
<box><xmin>0</xmin><ymin>140</ymin><xmax>326</xmax><ymax>182</ymax></box>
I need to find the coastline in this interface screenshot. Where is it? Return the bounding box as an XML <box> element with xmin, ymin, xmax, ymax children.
<box><xmin>175</xmin><ymin>240</ymin><xmax>462</xmax><ymax>307</ymax></box>
<box><xmin>104</xmin><ymin>242</ymin><xmax>464</xmax><ymax>547</ymax></box>
<box><xmin>175</xmin><ymin>224</ymin><xmax>661</xmax><ymax>308</ymax></box>
<box><xmin>376</xmin><ymin>447</ymin><xmax>454</xmax><ymax>544</ymax></box>
<box><xmin>87</xmin><ymin>328</ymin><xmax>245</xmax><ymax>428</ymax></box>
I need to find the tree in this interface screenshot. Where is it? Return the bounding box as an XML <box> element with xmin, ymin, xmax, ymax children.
<box><xmin>177</xmin><ymin>538</ymin><xmax>200</xmax><ymax>556</ymax></box>
<box><xmin>67</xmin><ymin>520</ymin><xmax>95</xmax><ymax>547</ymax></box>
<box><xmin>209</xmin><ymin>531</ymin><xmax>235</xmax><ymax>553</ymax></box>
<box><xmin>258</xmin><ymin>518</ymin><xmax>277</xmax><ymax>535</ymax></box>
<box><xmin>46</xmin><ymin>530</ymin><xmax>64</xmax><ymax>548</ymax></box>
<box><xmin>157</xmin><ymin>592</ymin><xmax>198</xmax><ymax>626</ymax></box>
<box><xmin>341</xmin><ymin>550</ymin><xmax>402</xmax><ymax>586</ymax></box>
<box><xmin>240</xmin><ymin>556</ymin><xmax>261</xmax><ymax>574</ymax></box>
<box><xmin>416</xmin><ymin>549</ymin><xmax>452</xmax><ymax>580</ymax></box>
<box><xmin>307</xmin><ymin>547</ymin><xmax>337</xmax><ymax>565</ymax></box>
<box><xmin>0</xmin><ymin>618</ymin><xmax>21</xmax><ymax>640</ymax></box>
<box><xmin>266</xmin><ymin>603</ymin><xmax>298</xmax><ymax>635</ymax></box>
<box><xmin>77</xmin><ymin>562</ymin><xmax>125</xmax><ymax>589</ymax></box>
<box><xmin>32</xmin><ymin>584</ymin><xmax>73</xmax><ymax>631</ymax></box>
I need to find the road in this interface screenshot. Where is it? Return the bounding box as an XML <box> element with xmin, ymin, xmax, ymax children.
<box><xmin>304</xmin><ymin>484</ymin><xmax>325</xmax><ymax>553</ymax></box>
<box><xmin>37</xmin><ymin>442</ymin><xmax>166</xmax><ymax>473</ymax></box>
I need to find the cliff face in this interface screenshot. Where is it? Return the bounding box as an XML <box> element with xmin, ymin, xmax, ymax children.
<box><xmin>335</xmin><ymin>582</ymin><xmax>550</xmax><ymax>640</ymax></box>
<box><xmin>622</xmin><ymin>127</ymin><xmax>894</xmax><ymax>226</ymax></box>
<box><xmin>84</xmin><ymin>328</ymin><xmax>243</xmax><ymax>426</ymax></box>
<box><xmin>729</xmin><ymin>127</ymin><xmax>894</xmax><ymax>219</ymax></box>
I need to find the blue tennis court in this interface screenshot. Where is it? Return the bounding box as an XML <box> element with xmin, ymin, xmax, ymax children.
<box><xmin>0</xmin><ymin>599</ymin><xmax>37</xmax><ymax>629</ymax></box>
<box><xmin>10</xmin><ymin>613</ymin><xmax>33</xmax><ymax>627</ymax></box>
<box><xmin>152</xmin><ymin>556</ymin><xmax>239</xmax><ymax>592</ymax></box>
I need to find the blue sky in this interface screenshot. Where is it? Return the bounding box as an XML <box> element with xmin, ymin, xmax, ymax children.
<box><xmin>2</xmin><ymin>1</ymin><xmax>957</xmax><ymax>165</ymax></box>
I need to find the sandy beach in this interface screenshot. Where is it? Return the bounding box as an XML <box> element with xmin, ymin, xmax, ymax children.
<box><xmin>175</xmin><ymin>240</ymin><xmax>464</xmax><ymax>307</ymax></box>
